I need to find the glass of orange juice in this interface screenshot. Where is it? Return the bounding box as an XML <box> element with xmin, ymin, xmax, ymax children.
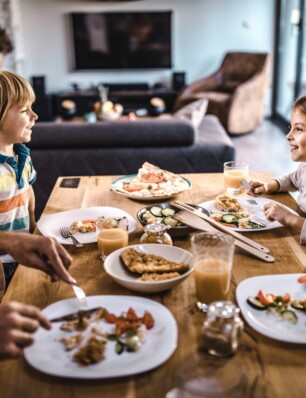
<box><xmin>191</xmin><ymin>232</ymin><xmax>235</xmax><ymax>305</ymax></box>
<box><xmin>224</xmin><ymin>161</ymin><xmax>249</xmax><ymax>194</ymax></box>
<box><xmin>96</xmin><ymin>216</ymin><xmax>129</xmax><ymax>261</ymax></box>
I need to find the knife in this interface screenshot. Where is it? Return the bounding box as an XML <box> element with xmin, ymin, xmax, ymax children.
<box><xmin>49</xmin><ymin>307</ymin><xmax>100</xmax><ymax>323</ymax></box>
<box><xmin>241</xmin><ymin>179</ymin><xmax>254</xmax><ymax>191</ymax></box>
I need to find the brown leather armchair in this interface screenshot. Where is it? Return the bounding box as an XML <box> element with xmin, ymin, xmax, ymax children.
<box><xmin>174</xmin><ymin>52</ymin><xmax>270</xmax><ymax>135</ymax></box>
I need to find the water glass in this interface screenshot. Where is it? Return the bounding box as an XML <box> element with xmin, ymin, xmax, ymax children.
<box><xmin>173</xmin><ymin>352</ymin><xmax>247</xmax><ymax>397</ymax></box>
<box><xmin>224</xmin><ymin>161</ymin><xmax>249</xmax><ymax>194</ymax></box>
<box><xmin>96</xmin><ymin>216</ymin><xmax>129</xmax><ymax>260</ymax></box>
<box><xmin>191</xmin><ymin>232</ymin><xmax>235</xmax><ymax>305</ymax></box>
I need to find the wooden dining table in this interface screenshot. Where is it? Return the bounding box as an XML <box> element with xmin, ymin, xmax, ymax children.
<box><xmin>1</xmin><ymin>172</ymin><xmax>306</xmax><ymax>398</ymax></box>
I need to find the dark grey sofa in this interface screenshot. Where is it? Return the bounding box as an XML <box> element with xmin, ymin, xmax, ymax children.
<box><xmin>29</xmin><ymin>115</ymin><xmax>235</xmax><ymax>218</ymax></box>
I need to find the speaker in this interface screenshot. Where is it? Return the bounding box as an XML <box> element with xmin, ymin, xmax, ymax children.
<box><xmin>32</xmin><ymin>95</ymin><xmax>54</xmax><ymax>122</ymax></box>
<box><xmin>172</xmin><ymin>72</ymin><xmax>186</xmax><ymax>90</ymax></box>
<box><xmin>31</xmin><ymin>76</ymin><xmax>46</xmax><ymax>98</ymax></box>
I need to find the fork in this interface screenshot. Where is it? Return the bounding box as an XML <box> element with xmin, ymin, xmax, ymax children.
<box><xmin>71</xmin><ymin>284</ymin><xmax>87</xmax><ymax>307</ymax></box>
<box><xmin>60</xmin><ymin>226</ymin><xmax>84</xmax><ymax>247</ymax></box>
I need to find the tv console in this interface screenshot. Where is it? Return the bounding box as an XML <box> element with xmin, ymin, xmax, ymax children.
<box><xmin>54</xmin><ymin>87</ymin><xmax>178</xmax><ymax>116</ymax></box>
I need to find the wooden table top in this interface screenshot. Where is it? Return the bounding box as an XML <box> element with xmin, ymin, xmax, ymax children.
<box><xmin>1</xmin><ymin>173</ymin><xmax>306</xmax><ymax>398</ymax></box>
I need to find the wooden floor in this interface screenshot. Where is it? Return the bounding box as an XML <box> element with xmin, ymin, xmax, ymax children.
<box><xmin>232</xmin><ymin>118</ymin><xmax>296</xmax><ymax>177</ymax></box>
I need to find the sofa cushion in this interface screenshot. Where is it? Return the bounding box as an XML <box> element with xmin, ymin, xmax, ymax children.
<box><xmin>173</xmin><ymin>98</ymin><xmax>208</xmax><ymax>128</ymax></box>
<box><xmin>30</xmin><ymin>118</ymin><xmax>195</xmax><ymax>148</ymax></box>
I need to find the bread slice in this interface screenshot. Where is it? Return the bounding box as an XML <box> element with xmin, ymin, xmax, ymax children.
<box><xmin>138</xmin><ymin>272</ymin><xmax>181</xmax><ymax>281</ymax></box>
<box><xmin>120</xmin><ymin>247</ymin><xmax>189</xmax><ymax>274</ymax></box>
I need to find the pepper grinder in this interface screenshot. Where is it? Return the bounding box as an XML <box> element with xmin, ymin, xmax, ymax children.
<box><xmin>201</xmin><ymin>301</ymin><xmax>244</xmax><ymax>357</ymax></box>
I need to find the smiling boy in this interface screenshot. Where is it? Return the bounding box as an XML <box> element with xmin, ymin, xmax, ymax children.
<box><xmin>0</xmin><ymin>71</ymin><xmax>38</xmax><ymax>285</ymax></box>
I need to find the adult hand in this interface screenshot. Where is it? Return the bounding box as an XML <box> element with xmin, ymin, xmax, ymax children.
<box><xmin>0</xmin><ymin>233</ymin><xmax>76</xmax><ymax>284</ymax></box>
<box><xmin>0</xmin><ymin>301</ymin><xmax>51</xmax><ymax>359</ymax></box>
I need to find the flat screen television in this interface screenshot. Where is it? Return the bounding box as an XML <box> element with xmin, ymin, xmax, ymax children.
<box><xmin>70</xmin><ymin>11</ymin><xmax>172</xmax><ymax>70</ymax></box>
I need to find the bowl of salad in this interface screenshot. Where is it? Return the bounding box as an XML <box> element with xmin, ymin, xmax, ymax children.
<box><xmin>137</xmin><ymin>203</ymin><xmax>192</xmax><ymax>237</ymax></box>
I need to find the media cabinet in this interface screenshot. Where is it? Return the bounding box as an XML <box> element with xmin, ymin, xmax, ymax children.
<box><xmin>54</xmin><ymin>87</ymin><xmax>178</xmax><ymax>116</ymax></box>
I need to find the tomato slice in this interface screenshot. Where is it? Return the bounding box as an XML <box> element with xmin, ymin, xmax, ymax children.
<box><xmin>256</xmin><ymin>290</ymin><xmax>275</xmax><ymax>306</ymax></box>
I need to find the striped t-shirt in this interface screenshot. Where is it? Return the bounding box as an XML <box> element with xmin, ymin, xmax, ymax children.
<box><xmin>0</xmin><ymin>143</ymin><xmax>36</xmax><ymax>232</ymax></box>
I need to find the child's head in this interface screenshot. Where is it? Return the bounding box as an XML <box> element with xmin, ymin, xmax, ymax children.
<box><xmin>292</xmin><ymin>95</ymin><xmax>306</xmax><ymax>116</ymax></box>
<box><xmin>0</xmin><ymin>71</ymin><xmax>35</xmax><ymax>126</ymax></box>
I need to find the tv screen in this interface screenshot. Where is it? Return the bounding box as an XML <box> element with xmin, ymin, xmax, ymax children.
<box><xmin>70</xmin><ymin>11</ymin><xmax>172</xmax><ymax>70</ymax></box>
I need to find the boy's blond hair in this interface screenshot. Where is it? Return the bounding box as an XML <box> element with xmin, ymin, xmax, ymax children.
<box><xmin>0</xmin><ymin>71</ymin><xmax>35</xmax><ymax>126</ymax></box>
<box><xmin>292</xmin><ymin>95</ymin><xmax>306</xmax><ymax>116</ymax></box>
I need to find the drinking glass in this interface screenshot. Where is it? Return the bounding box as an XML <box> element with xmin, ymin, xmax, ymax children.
<box><xmin>172</xmin><ymin>352</ymin><xmax>247</xmax><ymax>397</ymax></box>
<box><xmin>191</xmin><ymin>232</ymin><xmax>235</xmax><ymax>305</ymax></box>
<box><xmin>223</xmin><ymin>161</ymin><xmax>249</xmax><ymax>194</ymax></box>
<box><xmin>96</xmin><ymin>217</ymin><xmax>129</xmax><ymax>261</ymax></box>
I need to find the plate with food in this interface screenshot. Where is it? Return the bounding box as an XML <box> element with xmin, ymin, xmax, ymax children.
<box><xmin>104</xmin><ymin>244</ymin><xmax>194</xmax><ymax>293</ymax></box>
<box><xmin>236</xmin><ymin>274</ymin><xmax>306</xmax><ymax>343</ymax></box>
<box><xmin>37</xmin><ymin>207</ymin><xmax>137</xmax><ymax>245</ymax></box>
<box><xmin>198</xmin><ymin>195</ymin><xmax>298</xmax><ymax>232</ymax></box>
<box><xmin>24</xmin><ymin>295</ymin><xmax>178</xmax><ymax>378</ymax></box>
<box><xmin>111</xmin><ymin>162</ymin><xmax>191</xmax><ymax>200</ymax></box>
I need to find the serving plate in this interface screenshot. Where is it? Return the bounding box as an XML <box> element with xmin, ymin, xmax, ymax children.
<box><xmin>24</xmin><ymin>295</ymin><xmax>178</xmax><ymax>378</ymax></box>
<box><xmin>198</xmin><ymin>196</ymin><xmax>298</xmax><ymax>232</ymax></box>
<box><xmin>236</xmin><ymin>274</ymin><xmax>306</xmax><ymax>343</ymax></box>
<box><xmin>37</xmin><ymin>206</ymin><xmax>137</xmax><ymax>245</ymax></box>
<box><xmin>104</xmin><ymin>244</ymin><xmax>194</xmax><ymax>293</ymax></box>
<box><xmin>111</xmin><ymin>174</ymin><xmax>191</xmax><ymax>201</ymax></box>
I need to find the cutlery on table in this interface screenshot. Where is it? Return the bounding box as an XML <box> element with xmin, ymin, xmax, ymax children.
<box><xmin>171</xmin><ymin>202</ymin><xmax>274</xmax><ymax>263</ymax></box>
<box><xmin>173</xmin><ymin>207</ymin><xmax>274</xmax><ymax>263</ymax></box>
<box><xmin>172</xmin><ymin>201</ymin><xmax>270</xmax><ymax>253</ymax></box>
<box><xmin>60</xmin><ymin>226</ymin><xmax>84</xmax><ymax>247</ymax></box>
<box><xmin>49</xmin><ymin>306</ymin><xmax>100</xmax><ymax>323</ymax></box>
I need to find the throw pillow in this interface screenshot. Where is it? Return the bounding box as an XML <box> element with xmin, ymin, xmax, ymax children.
<box><xmin>174</xmin><ymin>98</ymin><xmax>208</xmax><ymax>129</ymax></box>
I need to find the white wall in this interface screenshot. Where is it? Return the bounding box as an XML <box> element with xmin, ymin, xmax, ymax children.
<box><xmin>9</xmin><ymin>0</ymin><xmax>276</xmax><ymax>93</ymax></box>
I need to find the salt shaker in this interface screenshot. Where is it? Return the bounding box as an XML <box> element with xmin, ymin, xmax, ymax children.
<box><xmin>140</xmin><ymin>223</ymin><xmax>173</xmax><ymax>245</ymax></box>
<box><xmin>201</xmin><ymin>301</ymin><xmax>244</xmax><ymax>357</ymax></box>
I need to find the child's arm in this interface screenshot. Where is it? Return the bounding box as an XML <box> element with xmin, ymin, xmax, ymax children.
<box><xmin>263</xmin><ymin>201</ymin><xmax>305</xmax><ymax>233</ymax></box>
<box><xmin>28</xmin><ymin>186</ymin><xmax>36</xmax><ymax>233</ymax></box>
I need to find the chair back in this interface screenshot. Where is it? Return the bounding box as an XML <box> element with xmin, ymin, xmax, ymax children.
<box><xmin>220</xmin><ymin>52</ymin><xmax>269</xmax><ymax>92</ymax></box>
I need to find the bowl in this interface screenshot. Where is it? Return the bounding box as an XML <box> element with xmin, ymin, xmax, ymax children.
<box><xmin>137</xmin><ymin>203</ymin><xmax>191</xmax><ymax>237</ymax></box>
<box><xmin>103</xmin><ymin>244</ymin><xmax>194</xmax><ymax>293</ymax></box>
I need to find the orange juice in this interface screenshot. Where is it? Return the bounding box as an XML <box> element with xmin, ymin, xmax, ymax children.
<box><xmin>97</xmin><ymin>228</ymin><xmax>128</xmax><ymax>256</ymax></box>
<box><xmin>224</xmin><ymin>169</ymin><xmax>248</xmax><ymax>190</ymax></box>
<box><xmin>194</xmin><ymin>258</ymin><xmax>231</xmax><ymax>303</ymax></box>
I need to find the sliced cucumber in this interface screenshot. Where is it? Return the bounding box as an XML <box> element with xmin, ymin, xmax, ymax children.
<box><xmin>163</xmin><ymin>216</ymin><xmax>179</xmax><ymax>228</ymax></box>
<box><xmin>247</xmin><ymin>297</ymin><xmax>267</xmax><ymax>310</ymax></box>
<box><xmin>222</xmin><ymin>214</ymin><xmax>239</xmax><ymax>224</ymax></box>
<box><xmin>280</xmin><ymin>309</ymin><xmax>298</xmax><ymax>324</ymax></box>
<box><xmin>291</xmin><ymin>300</ymin><xmax>306</xmax><ymax>311</ymax></box>
<box><xmin>150</xmin><ymin>206</ymin><xmax>163</xmax><ymax>217</ymax></box>
<box><xmin>161</xmin><ymin>208</ymin><xmax>176</xmax><ymax>217</ymax></box>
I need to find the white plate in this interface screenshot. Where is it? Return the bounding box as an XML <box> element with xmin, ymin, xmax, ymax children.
<box><xmin>236</xmin><ymin>274</ymin><xmax>306</xmax><ymax>343</ymax></box>
<box><xmin>111</xmin><ymin>174</ymin><xmax>191</xmax><ymax>201</ymax></box>
<box><xmin>37</xmin><ymin>207</ymin><xmax>137</xmax><ymax>245</ymax></box>
<box><xmin>198</xmin><ymin>196</ymin><xmax>298</xmax><ymax>232</ymax></box>
<box><xmin>104</xmin><ymin>244</ymin><xmax>194</xmax><ymax>293</ymax></box>
<box><xmin>24</xmin><ymin>295</ymin><xmax>178</xmax><ymax>378</ymax></box>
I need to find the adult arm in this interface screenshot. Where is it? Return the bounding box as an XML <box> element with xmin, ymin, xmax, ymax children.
<box><xmin>0</xmin><ymin>232</ymin><xmax>75</xmax><ymax>284</ymax></box>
